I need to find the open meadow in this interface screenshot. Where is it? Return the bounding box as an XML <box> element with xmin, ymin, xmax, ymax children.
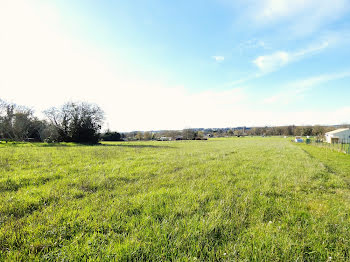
<box><xmin>1</xmin><ymin>137</ymin><xmax>350</xmax><ymax>261</ymax></box>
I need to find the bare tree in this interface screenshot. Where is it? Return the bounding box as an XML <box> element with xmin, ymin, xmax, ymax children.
<box><xmin>182</xmin><ymin>129</ymin><xmax>197</xmax><ymax>140</ymax></box>
<box><xmin>44</xmin><ymin>102</ymin><xmax>104</xmax><ymax>143</ymax></box>
<box><xmin>0</xmin><ymin>99</ymin><xmax>44</xmax><ymax>141</ymax></box>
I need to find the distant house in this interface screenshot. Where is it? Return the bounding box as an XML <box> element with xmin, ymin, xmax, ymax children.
<box><xmin>325</xmin><ymin>128</ymin><xmax>350</xmax><ymax>143</ymax></box>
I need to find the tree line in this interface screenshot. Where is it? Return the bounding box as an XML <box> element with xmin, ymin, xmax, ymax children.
<box><xmin>1</xmin><ymin>99</ymin><xmax>347</xmax><ymax>143</ymax></box>
<box><xmin>0</xmin><ymin>99</ymin><xmax>104</xmax><ymax>143</ymax></box>
<box><xmin>122</xmin><ymin>125</ymin><xmax>347</xmax><ymax>141</ymax></box>
<box><xmin>245</xmin><ymin>125</ymin><xmax>343</xmax><ymax>137</ymax></box>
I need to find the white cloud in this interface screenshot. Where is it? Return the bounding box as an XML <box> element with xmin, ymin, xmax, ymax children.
<box><xmin>1</xmin><ymin>1</ymin><xmax>348</xmax><ymax>131</ymax></box>
<box><xmin>253</xmin><ymin>42</ymin><xmax>329</xmax><ymax>73</ymax></box>
<box><xmin>263</xmin><ymin>71</ymin><xmax>350</xmax><ymax>105</ymax></box>
<box><xmin>243</xmin><ymin>107</ymin><xmax>350</xmax><ymax>127</ymax></box>
<box><xmin>258</xmin><ymin>0</ymin><xmax>317</xmax><ymax>21</ymax></box>
<box><xmin>238</xmin><ymin>39</ymin><xmax>269</xmax><ymax>53</ymax></box>
<box><xmin>263</xmin><ymin>87</ymin><xmax>305</xmax><ymax>105</ymax></box>
<box><xmin>253</xmin><ymin>51</ymin><xmax>290</xmax><ymax>73</ymax></box>
<box><xmin>254</xmin><ymin>0</ymin><xmax>350</xmax><ymax>35</ymax></box>
<box><xmin>218</xmin><ymin>0</ymin><xmax>350</xmax><ymax>38</ymax></box>
<box><xmin>212</xmin><ymin>56</ymin><xmax>225</xmax><ymax>62</ymax></box>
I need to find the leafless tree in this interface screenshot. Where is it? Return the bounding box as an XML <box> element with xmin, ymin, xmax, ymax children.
<box><xmin>44</xmin><ymin>102</ymin><xmax>104</xmax><ymax>143</ymax></box>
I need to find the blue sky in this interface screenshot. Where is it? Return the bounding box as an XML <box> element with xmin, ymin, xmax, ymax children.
<box><xmin>1</xmin><ymin>0</ymin><xmax>350</xmax><ymax>131</ymax></box>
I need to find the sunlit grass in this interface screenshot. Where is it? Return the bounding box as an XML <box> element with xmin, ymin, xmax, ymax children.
<box><xmin>0</xmin><ymin>137</ymin><xmax>349</xmax><ymax>260</ymax></box>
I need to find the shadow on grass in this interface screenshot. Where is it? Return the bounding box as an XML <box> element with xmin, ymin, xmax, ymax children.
<box><xmin>40</xmin><ymin>143</ymin><xmax>78</xmax><ymax>147</ymax></box>
<box><xmin>0</xmin><ymin>142</ymin><xmax>175</xmax><ymax>149</ymax></box>
<box><xmin>99</xmin><ymin>143</ymin><xmax>175</xmax><ymax>149</ymax></box>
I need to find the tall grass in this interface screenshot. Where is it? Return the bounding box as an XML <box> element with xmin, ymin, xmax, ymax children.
<box><xmin>0</xmin><ymin>138</ymin><xmax>349</xmax><ymax>260</ymax></box>
<box><xmin>309</xmin><ymin>139</ymin><xmax>350</xmax><ymax>154</ymax></box>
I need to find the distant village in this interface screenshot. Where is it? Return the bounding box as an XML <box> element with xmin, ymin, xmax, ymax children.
<box><xmin>119</xmin><ymin>125</ymin><xmax>350</xmax><ymax>143</ymax></box>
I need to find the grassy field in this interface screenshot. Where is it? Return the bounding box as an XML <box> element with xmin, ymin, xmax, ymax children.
<box><xmin>1</xmin><ymin>137</ymin><xmax>350</xmax><ymax>261</ymax></box>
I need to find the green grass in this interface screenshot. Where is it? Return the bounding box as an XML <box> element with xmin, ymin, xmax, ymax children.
<box><xmin>0</xmin><ymin>137</ymin><xmax>350</xmax><ymax>261</ymax></box>
<box><xmin>315</xmin><ymin>142</ymin><xmax>350</xmax><ymax>154</ymax></box>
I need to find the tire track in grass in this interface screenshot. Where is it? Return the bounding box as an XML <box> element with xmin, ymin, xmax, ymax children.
<box><xmin>299</xmin><ymin>144</ymin><xmax>350</xmax><ymax>194</ymax></box>
<box><xmin>300</xmin><ymin>147</ymin><xmax>336</xmax><ymax>175</ymax></box>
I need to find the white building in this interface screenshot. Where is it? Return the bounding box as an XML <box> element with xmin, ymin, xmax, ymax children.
<box><xmin>325</xmin><ymin>128</ymin><xmax>350</xmax><ymax>143</ymax></box>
